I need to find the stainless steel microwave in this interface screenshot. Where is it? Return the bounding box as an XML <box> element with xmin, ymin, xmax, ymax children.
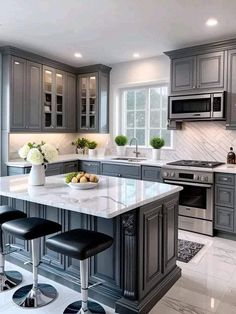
<box><xmin>169</xmin><ymin>92</ymin><xmax>225</xmax><ymax>120</ymax></box>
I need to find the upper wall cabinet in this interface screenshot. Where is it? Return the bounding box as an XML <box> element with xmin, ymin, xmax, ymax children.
<box><xmin>2</xmin><ymin>56</ymin><xmax>42</xmax><ymax>132</ymax></box>
<box><xmin>170</xmin><ymin>51</ymin><xmax>226</xmax><ymax>94</ymax></box>
<box><xmin>1</xmin><ymin>47</ymin><xmax>77</xmax><ymax>133</ymax></box>
<box><xmin>77</xmin><ymin>65</ymin><xmax>111</xmax><ymax>133</ymax></box>
<box><xmin>226</xmin><ymin>49</ymin><xmax>236</xmax><ymax>129</ymax></box>
<box><xmin>42</xmin><ymin>67</ymin><xmax>76</xmax><ymax>132</ymax></box>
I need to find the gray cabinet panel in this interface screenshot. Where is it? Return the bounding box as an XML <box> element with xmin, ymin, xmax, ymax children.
<box><xmin>45</xmin><ymin>163</ymin><xmax>63</xmax><ymax>176</ymax></box>
<box><xmin>66</xmin><ymin>73</ymin><xmax>76</xmax><ymax>131</ymax></box>
<box><xmin>142</xmin><ymin>166</ymin><xmax>162</xmax><ymax>182</ymax></box>
<box><xmin>26</xmin><ymin>61</ymin><xmax>42</xmax><ymax>130</ymax></box>
<box><xmin>197</xmin><ymin>52</ymin><xmax>225</xmax><ymax>89</ymax></box>
<box><xmin>78</xmin><ymin>161</ymin><xmax>100</xmax><ymax>174</ymax></box>
<box><xmin>10</xmin><ymin>57</ymin><xmax>27</xmax><ymax>130</ymax></box>
<box><xmin>215</xmin><ymin>173</ymin><xmax>235</xmax><ymax>186</ymax></box>
<box><xmin>63</xmin><ymin>161</ymin><xmax>78</xmax><ymax>174</ymax></box>
<box><xmin>171</xmin><ymin>57</ymin><xmax>196</xmax><ymax>92</ymax></box>
<box><xmin>226</xmin><ymin>49</ymin><xmax>236</xmax><ymax>129</ymax></box>
<box><xmin>101</xmin><ymin>162</ymin><xmax>141</xmax><ymax>179</ymax></box>
<box><xmin>139</xmin><ymin>202</ymin><xmax>163</xmax><ymax>298</ymax></box>
<box><xmin>215</xmin><ymin>185</ymin><xmax>234</xmax><ymax>208</ymax></box>
<box><xmin>215</xmin><ymin>207</ymin><xmax>234</xmax><ymax>232</ymax></box>
<box><xmin>7</xmin><ymin>166</ymin><xmax>31</xmax><ymax>176</ymax></box>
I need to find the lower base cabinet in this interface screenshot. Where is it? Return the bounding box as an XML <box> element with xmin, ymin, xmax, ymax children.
<box><xmin>214</xmin><ymin>173</ymin><xmax>236</xmax><ymax>234</ymax></box>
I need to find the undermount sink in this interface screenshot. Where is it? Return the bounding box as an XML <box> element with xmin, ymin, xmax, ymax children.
<box><xmin>111</xmin><ymin>157</ymin><xmax>147</xmax><ymax>162</ymax></box>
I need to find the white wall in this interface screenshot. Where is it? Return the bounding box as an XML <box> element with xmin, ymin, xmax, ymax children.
<box><xmin>110</xmin><ymin>55</ymin><xmax>236</xmax><ymax>162</ymax></box>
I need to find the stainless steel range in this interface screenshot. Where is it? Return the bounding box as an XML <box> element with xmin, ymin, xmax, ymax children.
<box><xmin>161</xmin><ymin>160</ymin><xmax>224</xmax><ymax>236</ymax></box>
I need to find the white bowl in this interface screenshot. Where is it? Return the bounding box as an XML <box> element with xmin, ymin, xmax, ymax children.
<box><xmin>67</xmin><ymin>181</ymin><xmax>99</xmax><ymax>190</ymax></box>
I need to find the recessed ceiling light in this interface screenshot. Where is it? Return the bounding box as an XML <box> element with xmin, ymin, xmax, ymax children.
<box><xmin>74</xmin><ymin>52</ymin><xmax>82</xmax><ymax>58</ymax></box>
<box><xmin>206</xmin><ymin>18</ymin><xmax>218</xmax><ymax>27</ymax></box>
<box><xmin>133</xmin><ymin>53</ymin><xmax>140</xmax><ymax>58</ymax></box>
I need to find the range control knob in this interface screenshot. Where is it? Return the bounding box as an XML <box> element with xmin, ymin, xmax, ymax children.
<box><xmin>194</xmin><ymin>175</ymin><xmax>199</xmax><ymax>180</ymax></box>
<box><xmin>162</xmin><ymin>171</ymin><xmax>168</xmax><ymax>177</ymax></box>
<box><xmin>170</xmin><ymin>172</ymin><xmax>175</xmax><ymax>178</ymax></box>
<box><xmin>205</xmin><ymin>177</ymin><xmax>208</xmax><ymax>182</ymax></box>
<box><xmin>200</xmin><ymin>176</ymin><xmax>206</xmax><ymax>182</ymax></box>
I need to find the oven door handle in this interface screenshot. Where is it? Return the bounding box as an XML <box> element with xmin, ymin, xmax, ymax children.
<box><xmin>164</xmin><ymin>180</ymin><xmax>212</xmax><ymax>188</ymax></box>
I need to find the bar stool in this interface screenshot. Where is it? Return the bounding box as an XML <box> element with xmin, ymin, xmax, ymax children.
<box><xmin>0</xmin><ymin>205</ymin><xmax>26</xmax><ymax>291</ymax></box>
<box><xmin>2</xmin><ymin>217</ymin><xmax>61</xmax><ymax>308</ymax></box>
<box><xmin>46</xmin><ymin>229</ymin><xmax>113</xmax><ymax>314</ymax></box>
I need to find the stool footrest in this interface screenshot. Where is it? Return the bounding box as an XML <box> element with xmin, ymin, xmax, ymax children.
<box><xmin>4</xmin><ymin>244</ymin><xmax>23</xmax><ymax>256</ymax></box>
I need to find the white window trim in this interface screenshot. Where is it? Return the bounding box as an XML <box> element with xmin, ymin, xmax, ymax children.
<box><xmin>119</xmin><ymin>82</ymin><xmax>173</xmax><ymax>149</ymax></box>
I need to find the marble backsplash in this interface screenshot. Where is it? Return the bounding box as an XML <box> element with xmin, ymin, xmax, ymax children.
<box><xmin>9</xmin><ymin>121</ymin><xmax>236</xmax><ymax>163</ymax></box>
<box><xmin>9</xmin><ymin>133</ymin><xmax>112</xmax><ymax>160</ymax></box>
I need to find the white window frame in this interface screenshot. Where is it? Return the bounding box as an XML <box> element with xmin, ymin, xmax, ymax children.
<box><xmin>120</xmin><ymin>83</ymin><xmax>173</xmax><ymax>149</ymax></box>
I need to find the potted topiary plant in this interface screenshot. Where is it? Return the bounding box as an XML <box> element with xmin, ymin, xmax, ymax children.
<box><xmin>150</xmin><ymin>137</ymin><xmax>165</xmax><ymax>160</ymax></box>
<box><xmin>72</xmin><ymin>137</ymin><xmax>88</xmax><ymax>155</ymax></box>
<box><xmin>115</xmin><ymin>135</ymin><xmax>128</xmax><ymax>156</ymax></box>
<box><xmin>87</xmin><ymin>140</ymin><xmax>98</xmax><ymax>157</ymax></box>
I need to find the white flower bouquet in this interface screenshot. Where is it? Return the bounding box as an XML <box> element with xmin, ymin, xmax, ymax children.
<box><xmin>19</xmin><ymin>142</ymin><xmax>58</xmax><ymax>165</ymax></box>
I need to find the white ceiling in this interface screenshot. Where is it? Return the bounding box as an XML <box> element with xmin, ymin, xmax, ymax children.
<box><xmin>1</xmin><ymin>0</ymin><xmax>236</xmax><ymax>66</ymax></box>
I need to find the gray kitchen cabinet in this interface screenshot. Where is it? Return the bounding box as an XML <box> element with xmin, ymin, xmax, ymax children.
<box><xmin>77</xmin><ymin>65</ymin><xmax>111</xmax><ymax>133</ymax></box>
<box><xmin>10</xmin><ymin>56</ymin><xmax>27</xmax><ymax>130</ymax></box>
<box><xmin>26</xmin><ymin>61</ymin><xmax>42</xmax><ymax>130</ymax></box>
<box><xmin>2</xmin><ymin>56</ymin><xmax>42</xmax><ymax>132</ymax></box>
<box><xmin>45</xmin><ymin>163</ymin><xmax>63</xmax><ymax>176</ymax></box>
<box><xmin>7</xmin><ymin>166</ymin><xmax>31</xmax><ymax>176</ymax></box>
<box><xmin>215</xmin><ymin>206</ymin><xmax>234</xmax><ymax>232</ymax></box>
<box><xmin>65</xmin><ymin>72</ymin><xmax>77</xmax><ymax>131</ymax></box>
<box><xmin>142</xmin><ymin>166</ymin><xmax>162</xmax><ymax>182</ymax></box>
<box><xmin>196</xmin><ymin>52</ymin><xmax>225</xmax><ymax>89</ymax></box>
<box><xmin>63</xmin><ymin>161</ymin><xmax>78</xmax><ymax>173</ymax></box>
<box><xmin>101</xmin><ymin>162</ymin><xmax>141</xmax><ymax>179</ymax></box>
<box><xmin>42</xmin><ymin>66</ymin><xmax>66</xmax><ymax>131</ymax></box>
<box><xmin>78</xmin><ymin>160</ymin><xmax>100</xmax><ymax>174</ymax></box>
<box><xmin>215</xmin><ymin>185</ymin><xmax>235</xmax><ymax>208</ymax></box>
<box><xmin>171</xmin><ymin>57</ymin><xmax>196</xmax><ymax>92</ymax></box>
<box><xmin>168</xmin><ymin>51</ymin><xmax>225</xmax><ymax>95</ymax></box>
<box><xmin>226</xmin><ymin>49</ymin><xmax>236</xmax><ymax>129</ymax></box>
<box><xmin>214</xmin><ymin>173</ymin><xmax>236</xmax><ymax>234</ymax></box>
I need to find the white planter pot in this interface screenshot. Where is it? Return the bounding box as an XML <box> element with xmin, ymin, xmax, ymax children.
<box><xmin>77</xmin><ymin>148</ymin><xmax>86</xmax><ymax>155</ymax></box>
<box><xmin>28</xmin><ymin>164</ymin><xmax>45</xmax><ymax>186</ymax></box>
<box><xmin>152</xmin><ymin>149</ymin><xmax>161</xmax><ymax>160</ymax></box>
<box><xmin>116</xmin><ymin>146</ymin><xmax>126</xmax><ymax>156</ymax></box>
<box><xmin>88</xmin><ymin>149</ymin><xmax>96</xmax><ymax>157</ymax></box>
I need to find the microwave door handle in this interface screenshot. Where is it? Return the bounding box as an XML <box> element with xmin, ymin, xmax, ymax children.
<box><xmin>164</xmin><ymin>180</ymin><xmax>212</xmax><ymax>188</ymax></box>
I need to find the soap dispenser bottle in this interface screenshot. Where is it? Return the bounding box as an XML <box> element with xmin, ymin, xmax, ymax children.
<box><xmin>227</xmin><ymin>147</ymin><xmax>235</xmax><ymax>164</ymax></box>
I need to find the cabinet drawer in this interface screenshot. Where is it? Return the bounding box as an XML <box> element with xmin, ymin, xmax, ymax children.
<box><xmin>63</xmin><ymin>161</ymin><xmax>78</xmax><ymax>174</ymax></box>
<box><xmin>45</xmin><ymin>163</ymin><xmax>63</xmax><ymax>176</ymax></box>
<box><xmin>101</xmin><ymin>163</ymin><xmax>141</xmax><ymax>179</ymax></box>
<box><xmin>79</xmin><ymin>161</ymin><xmax>100</xmax><ymax>174</ymax></box>
<box><xmin>142</xmin><ymin>166</ymin><xmax>162</xmax><ymax>182</ymax></box>
<box><xmin>215</xmin><ymin>173</ymin><xmax>235</xmax><ymax>186</ymax></box>
<box><xmin>215</xmin><ymin>207</ymin><xmax>234</xmax><ymax>232</ymax></box>
<box><xmin>215</xmin><ymin>185</ymin><xmax>235</xmax><ymax>208</ymax></box>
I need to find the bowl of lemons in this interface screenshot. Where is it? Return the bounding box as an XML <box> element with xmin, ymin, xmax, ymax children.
<box><xmin>65</xmin><ymin>172</ymin><xmax>99</xmax><ymax>190</ymax></box>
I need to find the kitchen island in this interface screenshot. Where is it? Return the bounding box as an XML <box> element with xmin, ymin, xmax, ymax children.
<box><xmin>0</xmin><ymin>174</ymin><xmax>182</xmax><ymax>314</ymax></box>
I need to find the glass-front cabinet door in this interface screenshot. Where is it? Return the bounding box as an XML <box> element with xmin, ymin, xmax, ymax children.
<box><xmin>79</xmin><ymin>73</ymin><xmax>98</xmax><ymax>131</ymax></box>
<box><xmin>43</xmin><ymin>66</ymin><xmax>65</xmax><ymax>130</ymax></box>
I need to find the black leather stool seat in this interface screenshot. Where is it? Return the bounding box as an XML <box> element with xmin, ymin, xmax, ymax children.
<box><xmin>0</xmin><ymin>205</ymin><xmax>26</xmax><ymax>224</ymax></box>
<box><xmin>46</xmin><ymin>229</ymin><xmax>113</xmax><ymax>260</ymax></box>
<box><xmin>2</xmin><ymin>217</ymin><xmax>61</xmax><ymax>240</ymax></box>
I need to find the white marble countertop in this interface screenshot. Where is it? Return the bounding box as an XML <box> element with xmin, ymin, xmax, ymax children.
<box><xmin>0</xmin><ymin>174</ymin><xmax>182</xmax><ymax>218</ymax></box>
<box><xmin>214</xmin><ymin>164</ymin><xmax>236</xmax><ymax>174</ymax></box>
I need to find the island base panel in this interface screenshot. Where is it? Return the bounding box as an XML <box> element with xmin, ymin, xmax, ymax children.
<box><xmin>2</xmin><ymin>193</ymin><xmax>180</xmax><ymax>314</ymax></box>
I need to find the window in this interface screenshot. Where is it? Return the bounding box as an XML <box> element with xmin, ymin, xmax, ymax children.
<box><xmin>121</xmin><ymin>84</ymin><xmax>172</xmax><ymax>148</ymax></box>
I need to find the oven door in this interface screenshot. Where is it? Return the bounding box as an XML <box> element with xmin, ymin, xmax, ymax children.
<box><xmin>164</xmin><ymin>180</ymin><xmax>213</xmax><ymax>220</ymax></box>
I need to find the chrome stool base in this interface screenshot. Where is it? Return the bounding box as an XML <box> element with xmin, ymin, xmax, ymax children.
<box><xmin>0</xmin><ymin>270</ymin><xmax>22</xmax><ymax>291</ymax></box>
<box><xmin>12</xmin><ymin>283</ymin><xmax>57</xmax><ymax>308</ymax></box>
<box><xmin>64</xmin><ymin>300</ymin><xmax>105</xmax><ymax>314</ymax></box>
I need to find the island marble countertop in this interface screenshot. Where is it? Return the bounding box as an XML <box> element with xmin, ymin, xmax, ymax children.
<box><xmin>0</xmin><ymin>174</ymin><xmax>182</xmax><ymax>218</ymax></box>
